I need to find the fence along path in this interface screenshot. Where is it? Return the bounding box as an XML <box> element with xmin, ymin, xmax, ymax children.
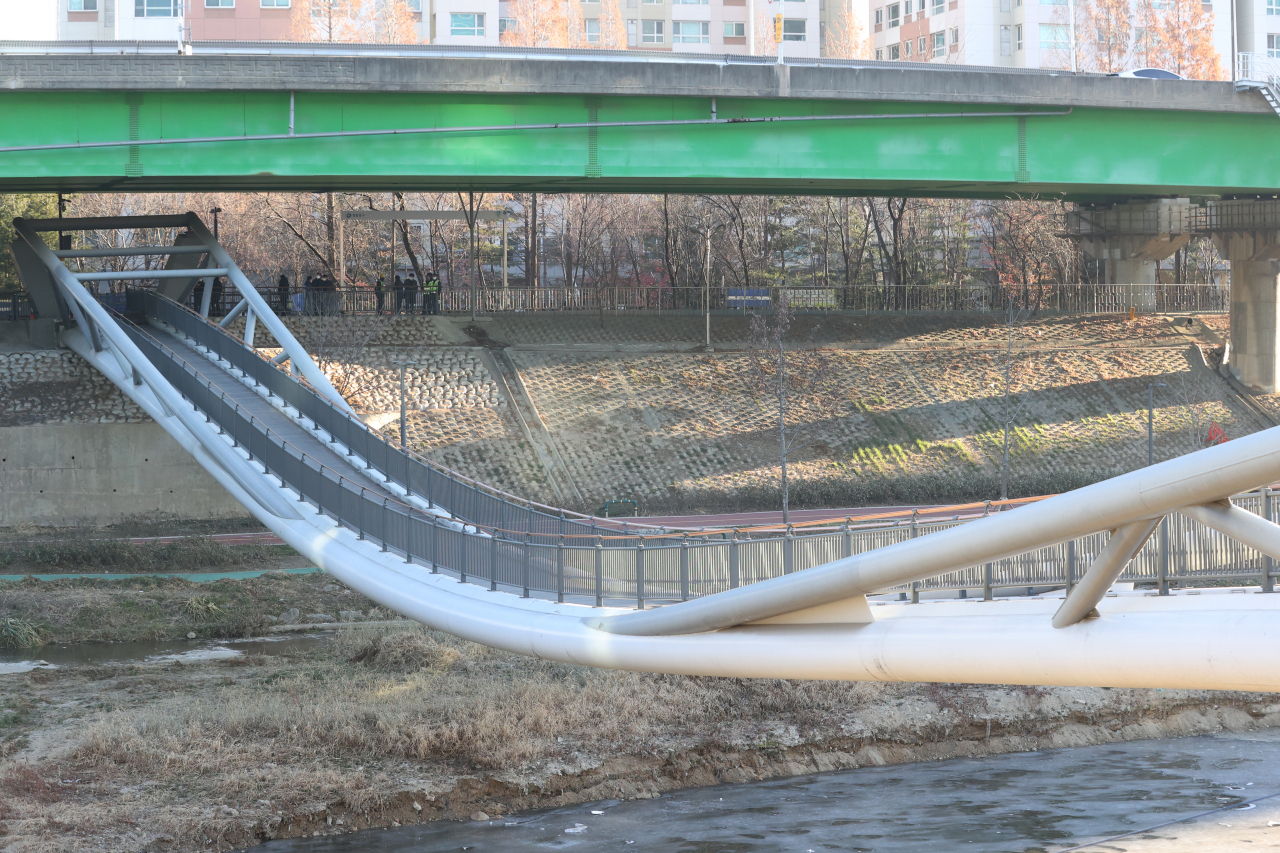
<box><xmin>125</xmin><ymin>289</ymin><xmax>1277</xmax><ymax>608</ymax></box>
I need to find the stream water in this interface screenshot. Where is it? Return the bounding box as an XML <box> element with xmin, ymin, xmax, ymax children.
<box><xmin>243</xmin><ymin>731</ymin><xmax>1280</xmax><ymax>853</ymax></box>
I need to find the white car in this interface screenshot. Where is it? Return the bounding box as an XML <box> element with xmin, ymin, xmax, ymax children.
<box><xmin>1112</xmin><ymin>68</ymin><xmax>1185</xmax><ymax>80</ymax></box>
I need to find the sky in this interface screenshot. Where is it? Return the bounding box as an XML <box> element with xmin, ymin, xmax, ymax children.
<box><xmin>0</xmin><ymin>0</ymin><xmax>57</xmax><ymax>40</ymax></box>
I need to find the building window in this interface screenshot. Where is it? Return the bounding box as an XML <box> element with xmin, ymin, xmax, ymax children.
<box><xmin>932</xmin><ymin>30</ymin><xmax>944</xmax><ymax>55</ymax></box>
<box><xmin>875</xmin><ymin>7</ymin><xmax>883</xmax><ymax>23</ymax></box>
<box><xmin>1270</xmin><ymin>33</ymin><xmax>1280</xmax><ymax>56</ymax></box>
<box><xmin>135</xmin><ymin>0</ymin><xmax>178</xmax><ymax>15</ymax></box>
<box><xmin>724</xmin><ymin>21</ymin><xmax>745</xmax><ymax>36</ymax></box>
<box><xmin>782</xmin><ymin>18</ymin><xmax>805</xmax><ymax>39</ymax></box>
<box><xmin>499</xmin><ymin>16</ymin><xmax>517</xmax><ymax>31</ymax></box>
<box><xmin>931</xmin><ymin>0</ymin><xmax>943</xmax><ymax>13</ymax></box>
<box><xmin>1270</xmin><ymin>0</ymin><xmax>1278</xmax><ymax>14</ymax></box>
<box><xmin>875</xmin><ymin>47</ymin><xmax>883</xmax><ymax>59</ymax></box>
<box><xmin>627</xmin><ymin>18</ymin><xmax>638</xmax><ymax>43</ymax></box>
<box><xmin>405</xmin><ymin>0</ymin><xmax>420</xmax><ymax>8</ymax></box>
<box><xmin>917</xmin><ymin>35</ymin><xmax>926</xmax><ymax>52</ymax></box>
<box><xmin>999</xmin><ymin>24</ymin><xmax>1011</xmax><ymax>54</ymax></box>
<box><xmin>643</xmin><ymin>0</ymin><xmax>662</xmax><ymax>5</ymax></box>
<box><xmin>887</xmin><ymin>2</ymin><xmax>899</xmax><ymax>25</ymax></box>
<box><xmin>584</xmin><ymin>18</ymin><xmax>600</xmax><ymax>40</ymax></box>
<box><xmin>674</xmin><ymin>0</ymin><xmax>709</xmax><ymax>4</ymax></box>
<box><xmin>206</xmin><ymin>0</ymin><xmax>234</xmax><ymax>6</ymax></box>
<box><xmin>889</xmin><ymin>43</ymin><xmax>900</xmax><ymax>58</ymax></box>
<box><xmin>1039</xmin><ymin>22</ymin><xmax>1068</xmax><ymax>49</ymax></box>
<box><xmin>672</xmin><ymin>20</ymin><xmax>709</xmax><ymax>40</ymax></box>
<box><xmin>261</xmin><ymin>0</ymin><xmax>290</xmax><ymax>6</ymax></box>
<box><xmin>450</xmin><ymin>12</ymin><xmax>484</xmax><ymax>34</ymax></box>
<box><xmin>642</xmin><ymin>19</ymin><xmax>664</xmax><ymax>40</ymax></box>
<box><xmin>949</xmin><ymin>25</ymin><xmax>958</xmax><ymax>42</ymax></box>
<box><xmin>903</xmin><ymin>38</ymin><xmax>912</xmax><ymax>55</ymax></box>
<box><xmin>1015</xmin><ymin>23</ymin><xmax>1022</xmax><ymax>49</ymax></box>
<box><xmin>70</xmin><ymin>0</ymin><xmax>99</xmax><ymax>9</ymax></box>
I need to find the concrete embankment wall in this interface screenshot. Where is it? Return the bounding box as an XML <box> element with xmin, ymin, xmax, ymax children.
<box><xmin>0</xmin><ymin>323</ymin><xmax>246</xmax><ymax>526</ymax></box>
<box><xmin>0</xmin><ymin>422</ymin><xmax>248</xmax><ymax>525</ymax></box>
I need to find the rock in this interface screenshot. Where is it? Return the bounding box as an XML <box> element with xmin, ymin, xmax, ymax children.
<box><xmin>307</xmin><ymin>613</ymin><xmax>336</xmax><ymax>623</ymax></box>
<box><xmin>412</xmin><ymin>802</ymin><xmax>422</xmax><ymax>812</ymax></box>
<box><xmin>470</xmin><ymin>812</ymin><xmax>489</xmax><ymax>822</ymax></box>
<box><xmin>338</xmin><ymin>610</ymin><xmax>362</xmax><ymax>622</ymax></box>
<box><xmin>265</xmin><ymin>615</ymin><xmax>279</xmax><ymax>623</ymax></box>
<box><xmin>186</xmin><ymin>632</ymin><xmax>197</xmax><ymax>639</ymax></box>
<box><xmin>321</xmin><ymin>584</ymin><xmax>341</xmax><ymax>592</ymax></box>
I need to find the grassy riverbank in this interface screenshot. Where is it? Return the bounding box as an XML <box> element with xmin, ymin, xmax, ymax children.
<box><xmin>1</xmin><ymin>611</ymin><xmax>1278</xmax><ymax>853</ymax></box>
<box><xmin>0</xmin><ymin>571</ymin><xmax>370</xmax><ymax>646</ymax></box>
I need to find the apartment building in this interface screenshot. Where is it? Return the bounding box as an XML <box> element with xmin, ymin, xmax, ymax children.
<box><xmin>56</xmin><ymin>0</ymin><xmax>188</xmax><ymax>40</ymax></box>
<box><xmin>48</xmin><ymin>0</ymin><xmax>850</xmax><ymax>58</ymax></box>
<box><xmin>868</xmin><ymin>0</ymin><xmax>1260</xmax><ymax>74</ymax></box>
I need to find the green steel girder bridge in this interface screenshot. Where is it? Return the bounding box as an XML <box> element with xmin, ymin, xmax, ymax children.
<box><xmin>0</xmin><ymin>44</ymin><xmax>1277</xmax><ymax>200</ymax></box>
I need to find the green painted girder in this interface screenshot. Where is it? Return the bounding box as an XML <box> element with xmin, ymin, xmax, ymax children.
<box><xmin>0</xmin><ymin>89</ymin><xmax>1276</xmax><ymax>200</ymax></box>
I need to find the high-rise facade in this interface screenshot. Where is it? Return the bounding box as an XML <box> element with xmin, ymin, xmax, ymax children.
<box><xmin>867</xmin><ymin>0</ymin><xmax>1266</xmax><ymax>76</ymax></box>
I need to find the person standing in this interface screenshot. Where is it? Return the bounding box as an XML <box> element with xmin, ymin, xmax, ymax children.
<box><xmin>406</xmin><ymin>275</ymin><xmax>420</xmax><ymax>315</ymax></box>
<box><xmin>374</xmin><ymin>275</ymin><xmax>386</xmax><ymax>315</ymax></box>
<box><xmin>277</xmin><ymin>274</ymin><xmax>290</xmax><ymax>314</ymax></box>
<box><xmin>393</xmin><ymin>274</ymin><xmax>405</xmax><ymax>314</ymax></box>
<box><xmin>424</xmin><ymin>269</ymin><xmax>441</xmax><ymax>315</ymax></box>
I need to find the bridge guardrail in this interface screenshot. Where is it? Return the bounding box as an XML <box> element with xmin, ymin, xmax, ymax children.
<box><xmin>134</xmin><ymin>290</ymin><xmax>1276</xmax><ymax>605</ymax></box>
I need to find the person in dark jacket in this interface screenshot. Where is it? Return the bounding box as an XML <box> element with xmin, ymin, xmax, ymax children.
<box><xmin>277</xmin><ymin>274</ymin><xmax>290</xmax><ymax>314</ymax></box>
<box><xmin>374</xmin><ymin>275</ymin><xmax>386</xmax><ymax>315</ymax></box>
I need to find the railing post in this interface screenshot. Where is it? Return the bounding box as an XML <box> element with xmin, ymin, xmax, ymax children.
<box><xmin>380</xmin><ymin>497</ymin><xmax>389</xmax><ymax>551</ymax></box>
<box><xmin>910</xmin><ymin>509</ymin><xmax>920</xmax><ymax>603</ymax></box>
<box><xmin>521</xmin><ymin>534</ymin><xmax>531</xmax><ymax>599</ymax></box>
<box><xmin>1066</xmin><ymin>539</ymin><xmax>1075</xmax><ymax>594</ymax></box>
<box><xmin>729</xmin><ymin>528</ymin><xmax>740</xmax><ymax>589</ymax></box>
<box><xmin>594</xmin><ymin>536</ymin><xmax>604</xmax><ymax>607</ymax></box>
<box><xmin>489</xmin><ymin>530</ymin><xmax>499</xmax><ymax>591</ymax></box>
<box><xmin>557</xmin><ymin>533</ymin><xmax>565</xmax><ymax>604</ymax></box>
<box><xmin>982</xmin><ymin>560</ymin><xmax>993</xmax><ymax>601</ymax></box>
<box><xmin>1266</xmin><ymin>488</ymin><xmax>1276</xmax><ymax>593</ymax></box>
<box><xmin>635</xmin><ymin>536</ymin><xmax>646</xmax><ymax>610</ymax></box>
<box><xmin>680</xmin><ymin>534</ymin><xmax>690</xmax><ymax>601</ymax></box>
<box><xmin>783</xmin><ymin>524</ymin><xmax>795</xmax><ymax>575</ymax></box>
<box><xmin>842</xmin><ymin>518</ymin><xmax>853</xmax><ymax>559</ymax></box>
<box><xmin>1158</xmin><ymin>517</ymin><xmax>1170</xmax><ymax>595</ymax></box>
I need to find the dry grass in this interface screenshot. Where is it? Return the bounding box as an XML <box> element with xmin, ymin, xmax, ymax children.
<box><xmin>68</xmin><ymin>626</ymin><xmax>899</xmax><ymax>779</ymax></box>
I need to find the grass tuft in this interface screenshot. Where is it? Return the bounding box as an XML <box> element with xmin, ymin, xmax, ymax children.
<box><xmin>0</xmin><ymin>617</ymin><xmax>45</xmax><ymax>649</ymax></box>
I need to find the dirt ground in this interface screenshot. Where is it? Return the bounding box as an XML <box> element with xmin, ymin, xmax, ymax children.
<box><xmin>0</xmin><ymin>617</ymin><xmax>1276</xmax><ymax>853</ymax></box>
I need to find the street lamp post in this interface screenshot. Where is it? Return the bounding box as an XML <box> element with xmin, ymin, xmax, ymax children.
<box><xmin>210</xmin><ymin>207</ymin><xmax>223</xmax><ymax>241</ymax></box>
<box><xmin>1148</xmin><ymin>382</ymin><xmax>1167</xmax><ymax>466</ymax></box>
<box><xmin>392</xmin><ymin>360</ymin><xmax>418</xmax><ymax>447</ymax></box>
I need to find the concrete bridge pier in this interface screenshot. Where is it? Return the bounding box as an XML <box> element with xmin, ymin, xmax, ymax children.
<box><xmin>1214</xmin><ymin>227</ymin><xmax>1280</xmax><ymax>392</ymax></box>
<box><xmin>1070</xmin><ymin>200</ymin><xmax>1191</xmax><ymax>313</ymax></box>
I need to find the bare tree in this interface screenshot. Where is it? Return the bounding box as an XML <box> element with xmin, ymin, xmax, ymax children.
<box><xmin>974</xmin><ymin>295</ymin><xmax>1038</xmax><ymax>500</ymax></box>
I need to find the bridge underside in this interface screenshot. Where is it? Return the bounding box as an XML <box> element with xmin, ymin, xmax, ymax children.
<box><xmin>0</xmin><ymin>90</ymin><xmax>1276</xmax><ymax>199</ymax></box>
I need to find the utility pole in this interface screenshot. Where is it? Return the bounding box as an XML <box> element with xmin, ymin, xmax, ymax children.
<box><xmin>211</xmin><ymin>206</ymin><xmax>223</xmax><ymax>241</ymax></box>
<box><xmin>392</xmin><ymin>360</ymin><xmax>418</xmax><ymax>447</ymax></box>
<box><xmin>704</xmin><ymin>223</ymin><xmax>713</xmax><ymax>350</ymax></box>
<box><xmin>1148</xmin><ymin>382</ymin><xmax>1167</xmax><ymax>466</ymax></box>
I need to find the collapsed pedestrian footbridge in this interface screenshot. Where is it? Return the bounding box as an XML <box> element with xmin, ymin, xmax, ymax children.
<box><xmin>13</xmin><ymin>213</ymin><xmax>1280</xmax><ymax>692</ymax></box>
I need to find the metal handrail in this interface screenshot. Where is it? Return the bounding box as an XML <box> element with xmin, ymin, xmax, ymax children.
<box><xmin>128</xmin><ymin>290</ymin><xmax>1280</xmax><ymax>607</ymax></box>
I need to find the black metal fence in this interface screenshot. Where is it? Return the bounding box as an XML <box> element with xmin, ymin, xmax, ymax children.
<box><xmin>194</xmin><ymin>283</ymin><xmax>1231</xmax><ymax>319</ymax></box>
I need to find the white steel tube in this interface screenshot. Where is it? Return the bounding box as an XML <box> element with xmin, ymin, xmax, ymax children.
<box><xmin>1052</xmin><ymin>518</ymin><xmax>1159</xmax><ymax>628</ymax></box>
<box><xmin>183</xmin><ymin>214</ymin><xmax>353</xmax><ymax>412</ymax></box>
<box><xmin>593</xmin><ymin>423</ymin><xmax>1280</xmax><ymax>636</ymax></box>
<box><xmin>1179</xmin><ymin>501</ymin><xmax>1280</xmax><ymax>560</ymax></box>
<box><xmin>14</xmin><ymin>219</ymin><xmax>302</xmax><ymax>521</ymax></box>
<box><xmin>74</xmin><ymin>268</ymin><xmax>229</xmax><ymax>281</ymax></box>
